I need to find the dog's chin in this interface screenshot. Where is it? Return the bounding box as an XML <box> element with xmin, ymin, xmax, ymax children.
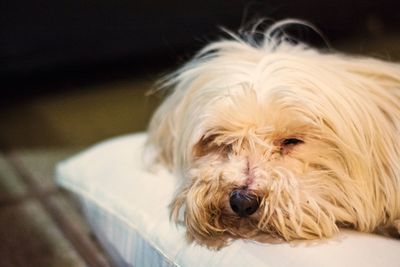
<box><xmin>172</xmin><ymin>198</ymin><xmax>264</xmax><ymax>249</ymax></box>
<box><xmin>173</xmin><ymin>195</ymin><xmax>339</xmax><ymax>250</ymax></box>
<box><xmin>170</xmin><ymin>167</ymin><xmax>342</xmax><ymax>249</ymax></box>
<box><xmin>185</xmin><ymin>211</ymin><xmax>264</xmax><ymax>249</ymax></box>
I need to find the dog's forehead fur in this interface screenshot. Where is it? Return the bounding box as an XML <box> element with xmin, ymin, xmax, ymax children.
<box><xmin>169</xmin><ymin>44</ymin><xmax>398</xmax><ymax>154</ymax></box>
<box><xmin>146</xmin><ymin>29</ymin><xmax>400</xmax><ymax>248</ymax></box>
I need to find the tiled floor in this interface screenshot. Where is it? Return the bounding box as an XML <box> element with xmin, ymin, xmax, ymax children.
<box><xmin>0</xmin><ymin>149</ymin><xmax>112</xmax><ymax>267</ymax></box>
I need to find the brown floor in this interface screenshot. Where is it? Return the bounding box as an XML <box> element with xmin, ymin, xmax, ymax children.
<box><xmin>0</xmin><ymin>32</ymin><xmax>399</xmax><ymax>267</ymax></box>
<box><xmin>0</xmin><ymin>149</ymin><xmax>109</xmax><ymax>266</ymax></box>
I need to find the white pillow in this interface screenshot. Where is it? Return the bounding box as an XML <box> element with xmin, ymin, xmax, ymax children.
<box><xmin>56</xmin><ymin>133</ymin><xmax>400</xmax><ymax>267</ymax></box>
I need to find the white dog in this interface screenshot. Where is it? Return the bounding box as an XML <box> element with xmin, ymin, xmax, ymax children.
<box><xmin>145</xmin><ymin>21</ymin><xmax>400</xmax><ymax>248</ymax></box>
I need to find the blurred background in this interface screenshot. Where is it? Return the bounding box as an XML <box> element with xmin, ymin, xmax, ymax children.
<box><xmin>1</xmin><ymin>0</ymin><xmax>399</xmax><ymax>266</ymax></box>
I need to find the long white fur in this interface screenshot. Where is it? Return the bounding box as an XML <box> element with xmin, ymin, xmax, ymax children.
<box><xmin>145</xmin><ymin>21</ymin><xmax>400</xmax><ymax>248</ymax></box>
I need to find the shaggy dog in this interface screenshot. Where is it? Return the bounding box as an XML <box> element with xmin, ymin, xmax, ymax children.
<box><xmin>145</xmin><ymin>21</ymin><xmax>400</xmax><ymax>248</ymax></box>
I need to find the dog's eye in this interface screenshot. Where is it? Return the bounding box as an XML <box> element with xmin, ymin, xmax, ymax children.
<box><xmin>281</xmin><ymin>138</ymin><xmax>304</xmax><ymax>146</ymax></box>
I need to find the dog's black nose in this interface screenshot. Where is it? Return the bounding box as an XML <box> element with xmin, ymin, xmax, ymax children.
<box><xmin>229</xmin><ymin>189</ymin><xmax>260</xmax><ymax>217</ymax></box>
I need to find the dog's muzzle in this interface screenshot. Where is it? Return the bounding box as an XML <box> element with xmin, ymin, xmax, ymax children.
<box><xmin>229</xmin><ymin>189</ymin><xmax>260</xmax><ymax>217</ymax></box>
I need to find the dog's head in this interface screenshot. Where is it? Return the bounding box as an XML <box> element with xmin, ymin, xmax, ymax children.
<box><xmin>146</xmin><ymin>24</ymin><xmax>400</xmax><ymax>248</ymax></box>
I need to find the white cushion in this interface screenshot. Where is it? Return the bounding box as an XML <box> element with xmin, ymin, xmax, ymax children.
<box><xmin>56</xmin><ymin>133</ymin><xmax>400</xmax><ymax>267</ymax></box>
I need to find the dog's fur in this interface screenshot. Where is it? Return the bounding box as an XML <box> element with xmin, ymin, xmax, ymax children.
<box><xmin>145</xmin><ymin>21</ymin><xmax>400</xmax><ymax>248</ymax></box>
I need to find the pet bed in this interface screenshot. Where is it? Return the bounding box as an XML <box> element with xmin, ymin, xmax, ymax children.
<box><xmin>56</xmin><ymin>133</ymin><xmax>400</xmax><ymax>267</ymax></box>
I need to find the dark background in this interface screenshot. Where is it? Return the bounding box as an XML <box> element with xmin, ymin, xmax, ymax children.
<box><xmin>2</xmin><ymin>0</ymin><xmax>400</xmax><ymax>99</ymax></box>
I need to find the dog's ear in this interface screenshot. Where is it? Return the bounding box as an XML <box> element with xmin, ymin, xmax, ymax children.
<box><xmin>145</xmin><ymin>90</ymin><xmax>183</xmax><ymax>170</ymax></box>
<box><xmin>341</xmin><ymin>56</ymin><xmax>400</xmax><ymax>97</ymax></box>
<box><xmin>334</xmin><ymin>56</ymin><xmax>400</xmax><ymax>228</ymax></box>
